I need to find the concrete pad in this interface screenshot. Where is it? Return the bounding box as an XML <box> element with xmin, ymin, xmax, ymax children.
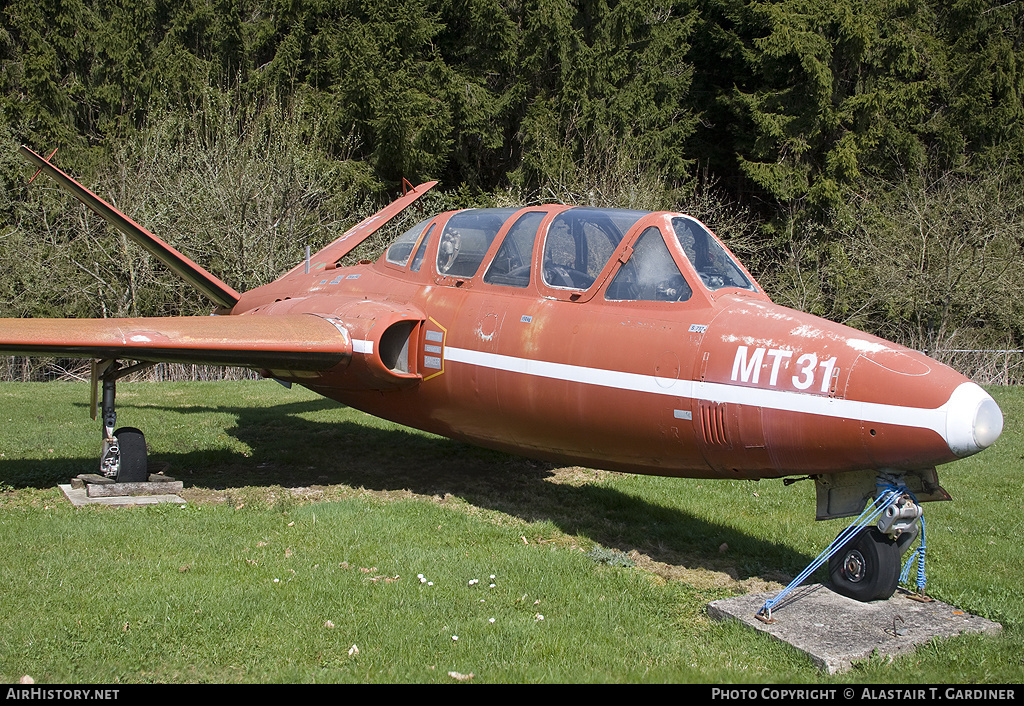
<box><xmin>707</xmin><ymin>583</ymin><xmax>1001</xmax><ymax>674</ymax></box>
<box><xmin>86</xmin><ymin>479</ymin><xmax>184</xmax><ymax>497</ymax></box>
<box><xmin>60</xmin><ymin>484</ymin><xmax>186</xmax><ymax>508</ymax></box>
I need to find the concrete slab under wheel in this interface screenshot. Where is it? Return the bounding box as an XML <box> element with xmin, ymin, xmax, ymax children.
<box><xmin>707</xmin><ymin>583</ymin><xmax>1001</xmax><ymax>674</ymax></box>
<box><xmin>59</xmin><ymin>483</ymin><xmax>185</xmax><ymax>507</ymax></box>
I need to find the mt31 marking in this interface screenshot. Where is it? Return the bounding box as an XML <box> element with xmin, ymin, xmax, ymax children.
<box><xmin>731</xmin><ymin>345</ymin><xmax>838</xmax><ymax>393</ymax></box>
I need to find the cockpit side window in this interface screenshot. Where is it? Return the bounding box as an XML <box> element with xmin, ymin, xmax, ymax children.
<box><xmin>606</xmin><ymin>227</ymin><xmax>692</xmax><ymax>302</ymax></box>
<box><xmin>542</xmin><ymin>208</ymin><xmax>648</xmax><ymax>290</ymax></box>
<box><xmin>385</xmin><ymin>219</ymin><xmax>432</xmax><ymax>267</ymax></box>
<box><xmin>483</xmin><ymin>211</ymin><xmax>545</xmax><ymax>288</ymax></box>
<box><xmin>672</xmin><ymin>217</ymin><xmax>756</xmax><ymax>292</ymax></box>
<box><xmin>436</xmin><ymin>209</ymin><xmax>520</xmax><ymax>278</ymax></box>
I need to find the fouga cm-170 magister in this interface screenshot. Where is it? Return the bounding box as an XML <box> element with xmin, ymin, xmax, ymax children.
<box><xmin>3</xmin><ymin>146</ymin><xmax>1003</xmax><ymax>603</ymax></box>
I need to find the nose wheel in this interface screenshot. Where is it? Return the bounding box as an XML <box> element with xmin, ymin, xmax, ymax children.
<box><xmin>828</xmin><ymin>526</ymin><xmax>901</xmax><ymax>601</ymax></box>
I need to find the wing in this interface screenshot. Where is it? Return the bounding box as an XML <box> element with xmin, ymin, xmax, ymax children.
<box><xmin>0</xmin><ymin>314</ymin><xmax>352</xmax><ymax>371</ymax></box>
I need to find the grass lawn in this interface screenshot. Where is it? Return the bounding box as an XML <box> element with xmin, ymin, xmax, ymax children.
<box><xmin>0</xmin><ymin>380</ymin><xmax>1021</xmax><ymax>683</ymax></box>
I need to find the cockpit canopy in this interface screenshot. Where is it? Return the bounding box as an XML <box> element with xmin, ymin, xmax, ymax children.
<box><xmin>382</xmin><ymin>206</ymin><xmax>760</xmax><ymax>302</ymax></box>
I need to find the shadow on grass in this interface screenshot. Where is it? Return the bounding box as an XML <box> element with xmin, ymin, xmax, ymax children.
<box><xmin>0</xmin><ymin>395</ymin><xmax>813</xmax><ymax>585</ymax></box>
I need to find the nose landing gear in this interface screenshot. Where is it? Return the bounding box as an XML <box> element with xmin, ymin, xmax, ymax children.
<box><xmin>758</xmin><ymin>474</ymin><xmax>931</xmax><ymax>619</ymax></box>
<box><xmin>828</xmin><ymin>483</ymin><xmax>926</xmax><ymax>602</ymax></box>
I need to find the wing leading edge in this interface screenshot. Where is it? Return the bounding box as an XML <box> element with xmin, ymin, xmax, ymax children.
<box><xmin>0</xmin><ymin>314</ymin><xmax>352</xmax><ymax>371</ymax></box>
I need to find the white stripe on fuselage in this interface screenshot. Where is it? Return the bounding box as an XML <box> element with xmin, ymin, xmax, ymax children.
<box><xmin>442</xmin><ymin>346</ymin><xmax>953</xmax><ymax>440</ymax></box>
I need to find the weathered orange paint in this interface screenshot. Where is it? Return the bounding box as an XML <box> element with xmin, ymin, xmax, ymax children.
<box><xmin>229</xmin><ymin>206</ymin><xmax>999</xmax><ymax>483</ymax></box>
<box><xmin>3</xmin><ymin>150</ymin><xmax>1003</xmax><ymax>489</ymax></box>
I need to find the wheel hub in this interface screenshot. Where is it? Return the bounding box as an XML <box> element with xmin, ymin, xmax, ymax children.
<box><xmin>842</xmin><ymin>549</ymin><xmax>867</xmax><ymax>583</ymax></box>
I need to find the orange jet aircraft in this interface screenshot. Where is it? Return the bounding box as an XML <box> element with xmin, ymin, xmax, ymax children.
<box><xmin>2</xmin><ymin>146</ymin><xmax>1003</xmax><ymax>602</ymax></box>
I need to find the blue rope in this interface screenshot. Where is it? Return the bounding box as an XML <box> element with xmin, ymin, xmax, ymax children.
<box><xmin>888</xmin><ymin>483</ymin><xmax>927</xmax><ymax>593</ymax></box>
<box><xmin>757</xmin><ymin>486</ymin><xmax>903</xmax><ymax>619</ymax></box>
<box><xmin>899</xmin><ymin>515</ymin><xmax>927</xmax><ymax>592</ymax></box>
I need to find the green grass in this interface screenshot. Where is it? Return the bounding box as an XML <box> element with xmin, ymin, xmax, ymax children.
<box><xmin>0</xmin><ymin>381</ymin><xmax>1022</xmax><ymax>683</ymax></box>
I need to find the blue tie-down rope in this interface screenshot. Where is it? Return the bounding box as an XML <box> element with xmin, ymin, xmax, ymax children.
<box><xmin>756</xmin><ymin>486</ymin><xmax>905</xmax><ymax>621</ymax></box>
<box><xmin>900</xmin><ymin>515</ymin><xmax>927</xmax><ymax>593</ymax></box>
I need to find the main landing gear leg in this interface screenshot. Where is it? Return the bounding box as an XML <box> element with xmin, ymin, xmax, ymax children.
<box><xmin>93</xmin><ymin>360</ymin><xmax>150</xmax><ymax>483</ymax></box>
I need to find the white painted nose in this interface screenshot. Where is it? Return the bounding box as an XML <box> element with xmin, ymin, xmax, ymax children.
<box><xmin>944</xmin><ymin>383</ymin><xmax>1003</xmax><ymax>457</ymax></box>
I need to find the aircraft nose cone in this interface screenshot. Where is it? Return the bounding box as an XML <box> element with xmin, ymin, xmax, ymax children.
<box><xmin>945</xmin><ymin>383</ymin><xmax>1003</xmax><ymax>457</ymax></box>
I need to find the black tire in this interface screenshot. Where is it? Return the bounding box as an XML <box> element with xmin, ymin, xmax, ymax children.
<box><xmin>114</xmin><ymin>427</ymin><xmax>148</xmax><ymax>483</ymax></box>
<box><xmin>828</xmin><ymin>527</ymin><xmax>900</xmax><ymax>602</ymax></box>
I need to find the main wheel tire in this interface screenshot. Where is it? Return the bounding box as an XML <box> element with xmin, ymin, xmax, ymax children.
<box><xmin>828</xmin><ymin>527</ymin><xmax>900</xmax><ymax>602</ymax></box>
<box><xmin>113</xmin><ymin>427</ymin><xmax>148</xmax><ymax>483</ymax></box>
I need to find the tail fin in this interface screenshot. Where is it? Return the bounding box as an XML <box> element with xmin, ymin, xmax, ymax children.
<box><xmin>20</xmin><ymin>145</ymin><xmax>242</xmax><ymax>310</ymax></box>
<box><xmin>281</xmin><ymin>178</ymin><xmax>438</xmax><ymax>278</ymax></box>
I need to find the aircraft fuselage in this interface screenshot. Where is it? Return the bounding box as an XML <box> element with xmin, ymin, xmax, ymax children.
<box><xmin>236</xmin><ymin>207</ymin><xmax>1001</xmax><ymax>482</ymax></box>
